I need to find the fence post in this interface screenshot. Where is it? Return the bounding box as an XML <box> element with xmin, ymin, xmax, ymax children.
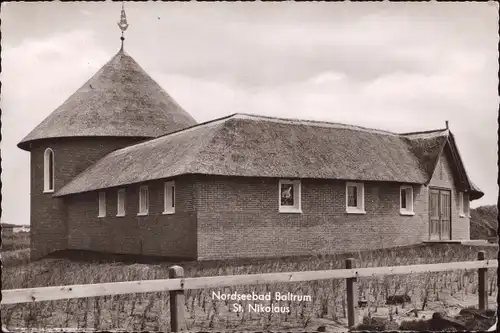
<box><xmin>345</xmin><ymin>258</ymin><xmax>358</xmax><ymax>327</ymax></box>
<box><xmin>477</xmin><ymin>251</ymin><xmax>487</xmax><ymax>310</ymax></box>
<box><xmin>169</xmin><ymin>265</ymin><xmax>186</xmax><ymax>332</ymax></box>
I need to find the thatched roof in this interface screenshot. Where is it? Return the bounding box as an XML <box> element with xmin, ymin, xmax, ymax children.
<box><xmin>55</xmin><ymin>113</ymin><xmax>482</xmax><ymax>198</ymax></box>
<box><xmin>445</xmin><ymin>132</ymin><xmax>485</xmax><ymax>200</ymax></box>
<box><xmin>18</xmin><ymin>48</ymin><xmax>197</xmax><ymax>151</ymax></box>
<box><xmin>402</xmin><ymin>131</ymin><xmax>449</xmax><ymax>182</ymax></box>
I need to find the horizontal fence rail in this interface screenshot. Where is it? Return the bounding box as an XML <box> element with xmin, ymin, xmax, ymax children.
<box><xmin>2</xmin><ymin>258</ymin><xmax>497</xmax><ymax>305</ymax></box>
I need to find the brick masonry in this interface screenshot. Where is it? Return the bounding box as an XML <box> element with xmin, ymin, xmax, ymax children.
<box><xmin>196</xmin><ymin>176</ymin><xmax>428</xmax><ymax>260</ymax></box>
<box><xmin>65</xmin><ymin>176</ymin><xmax>197</xmax><ymax>259</ymax></box>
<box><xmin>196</xmin><ymin>147</ymin><xmax>469</xmax><ymax>260</ymax></box>
<box><xmin>30</xmin><ymin>138</ymin><xmax>470</xmax><ymax>261</ymax></box>
<box><xmin>29</xmin><ymin>137</ymin><xmax>144</xmax><ymax>259</ymax></box>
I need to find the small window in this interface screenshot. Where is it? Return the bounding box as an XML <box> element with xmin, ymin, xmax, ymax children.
<box><xmin>138</xmin><ymin>185</ymin><xmax>149</xmax><ymax>215</ymax></box>
<box><xmin>346</xmin><ymin>182</ymin><xmax>365</xmax><ymax>214</ymax></box>
<box><xmin>459</xmin><ymin>192</ymin><xmax>470</xmax><ymax>218</ymax></box>
<box><xmin>464</xmin><ymin>194</ymin><xmax>470</xmax><ymax>217</ymax></box>
<box><xmin>98</xmin><ymin>192</ymin><xmax>106</xmax><ymax>217</ymax></box>
<box><xmin>458</xmin><ymin>192</ymin><xmax>464</xmax><ymax>217</ymax></box>
<box><xmin>163</xmin><ymin>181</ymin><xmax>175</xmax><ymax>214</ymax></box>
<box><xmin>117</xmin><ymin>189</ymin><xmax>126</xmax><ymax>217</ymax></box>
<box><xmin>279</xmin><ymin>179</ymin><xmax>301</xmax><ymax>213</ymax></box>
<box><xmin>400</xmin><ymin>185</ymin><xmax>414</xmax><ymax>215</ymax></box>
<box><xmin>44</xmin><ymin>148</ymin><xmax>55</xmax><ymax>192</ymax></box>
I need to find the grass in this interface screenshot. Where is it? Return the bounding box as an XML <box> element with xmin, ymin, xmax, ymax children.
<box><xmin>1</xmin><ymin>243</ymin><xmax>497</xmax><ymax>331</ymax></box>
<box><xmin>1</xmin><ymin>231</ymin><xmax>31</xmax><ymax>267</ymax></box>
<box><xmin>1</xmin><ymin>231</ymin><xmax>30</xmax><ymax>252</ymax></box>
<box><xmin>1</xmin><ymin>248</ymin><xmax>31</xmax><ymax>267</ymax></box>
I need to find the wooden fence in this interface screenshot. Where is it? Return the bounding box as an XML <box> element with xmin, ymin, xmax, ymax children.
<box><xmin>1</xmin><ymin>251</ymin><xmax>498</xmax><ymax>331</ymax></box>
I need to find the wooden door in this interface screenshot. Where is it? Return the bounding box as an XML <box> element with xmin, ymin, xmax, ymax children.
<box><xmin>429</xmin><ymin>189</ymin><xmax>440</xmax><ymax>240</ymax></box>
<box><xmin>440</xmin><ymin>191</ymin><xmax>451</xmax><ymax>240</ymax></box>
<box><xmin>429</xmin><ymin>188</ymin><xmax>452</xmax><ymax>240</ymax></box>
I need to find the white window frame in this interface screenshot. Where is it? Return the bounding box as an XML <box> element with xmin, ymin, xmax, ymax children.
<box><xmin>346</xmin><ymin>182</ymin><xmax>365</xmax><ymax>214</ymax></box>
<box><xmin>163</xmin><ymin>181</ymin><xmax>175</xmax><ymax>214</ymax></box>
<box><xmin>458</xmin><ymin>192</ymin><xmax>464</xmax><ymax>217</ymax></box>
<box><xmin>399</xmin><ymin>185</ymin><xmax>415</xmax><ymax>216</ymax></box>
<box><xmin>43</xmin><ymin>148</ymin><xmax>55</xmax><ymax>193</ymax></box>
<box><xmin>138</xmin><ymin>185</ymin><xmax>149</xmax><ymax>216</ymax></box>
<box><xmin>117</xmin><ymin>189</ymin><xmax>126</xmax><ymax>217</ymax></box>
<box><xmin>98</xmin><ymin>191</ymin><xmax>106</xmax><ymax>218</ymax></box>
<box><xmin>278</xmin><ymin>179</ymin><xmax>302</xmax><ymax>213</ymax></box>
<box><xmin>465</xmin><ymin>193</ymin><xmax>470</xmax><ymax>218</ymax></box>
<box><xmin>459</xmin><ymin>192</ymin><xmax>470</xmax><ymax>218</ymax></box>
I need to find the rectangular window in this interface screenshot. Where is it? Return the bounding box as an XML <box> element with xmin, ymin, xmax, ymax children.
<box><xmin>163</xmin><ymin>181</ymin><xmax>175</xmax><ymax>214</ymax></box>
<box><xmin>98</xmin><ymin>192</ymin><xmax>106</xmax><ymax>217</ymax></box>
<box><xmin>138</xmin><ymin>185</ymin><xmax>149</xmax><ymax>215</ymax></box>
<box><xmin>401</xmin><ymin>189</ymin><xmax>407</xmax><ymax>209</ymax></box>
<box><xmin>400</xmin><ymin>185</ymin><xmax>414</xmax><ymax>215</ymax></box>
<box><xmin>458</xmin><ymin>192</ymin><xmax>464</xmax><ymax>217</ymax></box>
<box><xmin>346</xmin><ymin>182</ymin><xmax>365</xmax><ymax>214</ymax></box>
<box><xmin>279</xmin><ymin>179</ymin><xmax>301</xmax><ymax>213</ymax></box>
<box><xmin>464</xmin><ymin>197</ymin><xmax>470</xmax><ymax>218</ymax></box>
<box><xmin>117</xmin><ymin>189</ymin><xmax>126</xmax><ymax>217</ymax></box>
<box><xmin>460</xmin><ymin>192</ymin><xmax>470</xmax><ymax>218</ymax></box>
<box><xmin>348</xmin><ymin>186</ymin><xmax>358</xmax><ymax>207</ymax></box>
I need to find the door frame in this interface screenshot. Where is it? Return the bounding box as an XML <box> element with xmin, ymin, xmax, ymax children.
<box><xmin>428</xmin><ymin>186</ymin><xmax>452</xmax><ymax>240</ymax></box>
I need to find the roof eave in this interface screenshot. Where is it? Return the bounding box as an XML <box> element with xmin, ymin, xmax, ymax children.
<box><xmin>17</xmin><ymin>141</ymin><xmax>31</xmax><ymax>151</ymax></box>
<box><xmin>54</xmin><ymin>173</ymin><xmax>426</xmax><ymax>198</ymax></box>
<box><xmin>17</xmin><ymin>135</ymin><xmax>157</xmax><ymax>152</ymax></box>
<box><xmin>468</xmin><ymin>181</ymin><xmax>485</xmax><ymax>201</ymax></box>
<box><xmin>446</xmin><ymin>133</ymin><xmax>484</xmax><ymax>201</ymax></box>
<box><xmin>447</xmin><ymin>133</ymin><xmax>475</xmax><ymax>190</ymax></box>
<box><xmin>469</xmin><ymin>190</ymin><xmax>484</xmax><ymax>201</ymax></box>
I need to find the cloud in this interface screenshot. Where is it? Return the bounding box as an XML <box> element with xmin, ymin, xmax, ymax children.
<box><xmin>1</xmin><ymin>29</ymin><xmax>111</xmax><ymax>225</ymax></box>
<box><xmin>141</xmin><ymin>3</ymin><xmax>496</xmax><ymax>88</ymax></box>
<box><xmin>308</xmin><ymin>72</ymin><xmax>347</xmax><ymax>85</ymax></box>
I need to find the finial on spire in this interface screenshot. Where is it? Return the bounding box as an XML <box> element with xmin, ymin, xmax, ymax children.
<box><xmin>445</xmin><ymin>120</ymin><xmax>449</xmax><ymax>129</ymax></box>
<box><xmin>117</xmin><ymin>1</ymin><xmax>129</xmax><ymax>50</ymax></box>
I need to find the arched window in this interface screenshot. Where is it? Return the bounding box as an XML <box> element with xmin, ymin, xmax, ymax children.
<box><xmin>44</xmin><ymin>148</ymin><xmax>55</xmax><ymax>192</ymax></box>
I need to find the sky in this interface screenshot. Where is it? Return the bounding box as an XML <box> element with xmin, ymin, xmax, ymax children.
<box><xmin>1</xmin><ymin>1</ymin><xmax>498</xmax><ymax>225</ymax></box>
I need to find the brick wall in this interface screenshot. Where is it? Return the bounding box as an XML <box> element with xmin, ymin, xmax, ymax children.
<box><xmin>427</xmin><ymin>146</ymin><xmax>470</xmax><ymax>240</ymax></box>
<box><xmin>29</xmin><ymin>137</ymin><xmax>143</xmax><ymax>259</ymax></box>
<box><xmin>66</xmin><ymin>175</ymin><xmax>197</xmax><ymax>259</ymax></box>
<box><xmin>196</xmin><ymin>176</ymin><xmax>429</xmax><ymax>260</ymax></box>
<box><xmin>30</xmin><ymin>137</ymin><xmax>468</xmax><ymax>260</ymax></box>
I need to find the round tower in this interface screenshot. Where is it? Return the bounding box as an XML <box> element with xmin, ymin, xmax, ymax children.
<box><xmin>17</xmin><ymin>7</ymin><xmax>197</xmax><ymax>259</ymax></box>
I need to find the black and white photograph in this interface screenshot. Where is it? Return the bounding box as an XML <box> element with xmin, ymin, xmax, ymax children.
<box><xmin>1</xmin><ymin>1</ymin><xmax>498</xmax><ymax>332</ymax></box>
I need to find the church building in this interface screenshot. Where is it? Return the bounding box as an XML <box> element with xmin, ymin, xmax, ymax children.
<box><xmin>19</xmin><ymin>6</ymin><xmax>484</xmax><ymax>261</ymax></box>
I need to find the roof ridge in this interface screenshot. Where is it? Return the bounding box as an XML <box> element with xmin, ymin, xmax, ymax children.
<box><xmin>108</xmin><ymin>112</ymin><xmax>449</xmax><ymax>148</ymax></box>
<box><xmin>232</xmin><ymin>113</ymin><xmax>400</xmax><ymax>136</ymax></box>
<box><xmin>400</xmin><ymin>128</ymin><xmax>448</xmax><ymax>136</ymax></box>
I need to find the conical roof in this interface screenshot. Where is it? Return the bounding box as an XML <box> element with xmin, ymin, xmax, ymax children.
<box><xmin>18</xmin><ymin>48</ymin><xmax>197</xmax><ymax>151</ymax></box>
